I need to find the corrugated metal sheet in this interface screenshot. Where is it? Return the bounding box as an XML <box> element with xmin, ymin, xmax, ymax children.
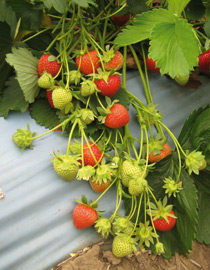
<box><xmin>0</xmin><ymin>72</ymin><xmax>210</xmax><ymax>270</ymax></box>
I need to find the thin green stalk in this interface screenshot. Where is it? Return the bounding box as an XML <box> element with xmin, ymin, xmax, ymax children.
<box><xmin>129</xmin><ymin>193</ymin><xmax>143</xmax><ymax>237</ymax></box>
<box><xmin>22</xmin><ymin>27</ymin><xmax>52</xmax><ymax>43</ymax></box>
<box><xmin>122</xmin><ymin>46</ymin><xmax>127</xmax><ymax>89</ymax></box>
<box><xmin>66</xmin><ymin>119</ymin><xmax>79</xmax><ymax>156</ymax></box>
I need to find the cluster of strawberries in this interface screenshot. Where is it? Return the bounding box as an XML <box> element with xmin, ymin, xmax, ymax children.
<box><xmin>37</xmin><ymin>49</ymin><xmax>129</xmax><ymax>129</ymax></box>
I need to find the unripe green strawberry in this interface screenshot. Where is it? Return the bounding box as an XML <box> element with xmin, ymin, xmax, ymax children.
<box><xmin>69</xmin><ymin>140</ymin><xmax>81</xmax><ymax>155</ymax></box>
<box><xmin>52</xmin><ymin>87</ymin><xmax>72</xmax><ymax>109</ymax></box>
<box><xmin>120</xmin><ymin>160</ymin><xmax>144</xmax><ymax>187</ymax></box>
<box><xmin>174</xmin><ymin>74</ymin><xmax>189</xmax><ymax>86</ymax></box>
<box><xmin>128</xmin><ymin>178</ymin><xmax>148</xmax><ymax>196</ymax></box>
<box><xmin>38</xmin><ymin>72</ymin><xmax>54</xmax><ymax>88</ymax></box>
<box><xmin>80</xmin><ymin>80</ymin><xmax>98</xmax><ymax>97</ymax></box>
<box><xmin>52</xmin><ymin>154</ymin><xmax>80</xmax><ymax>181</ymax></box>
<box><xmin>112</xmin><ymin>235</ymin><xmax>136</xmax><ymax>258</ymax></box>
<box><xmin>79</xmin><ymin>109</ymin><xmax>95</xmax><ymax>124</ymax></box>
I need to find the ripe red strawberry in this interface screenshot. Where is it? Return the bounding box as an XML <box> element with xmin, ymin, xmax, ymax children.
<box><xmin>38</xmin><ymin>54</ymin><xmax>61</xmax><ymax>77</ymax></box>
<box><xmin>105</xmin><ymin>104</ymin><xmax>129</xmax><ymax>129</ymax></box>
<box><xmin>153</xmin><ymin>210</ymin><xmax>176</xmax><ymax>231</ymax></box>
<box><xmin>103</xmin><ymin>50</ymin><xmax>124</xmax><ymax>71</ymax></box>
<box><xmin>198</xmin><ymin>50</ymin><xmax>210</xmax><ymax>72</ymax></box>
<box><xmin>75</xmin><ymin>50</ymin><xmax>101</xmax><ymax>75</ymax></box>
<box><xmin>148</xmin><ymin>143</ymin><xmax>171</xmax><ymax>163</ymax></box>
<box><xmin>73</xmin><ymin>204</ymin><xmax>98</xmax><ymax>229</ymax></box>
<box><xmin>89</xmin><ymin>178</ymin><xmax>112</xmax><ymax>193</ymax></box>
<box><xmin>146</xmin><ymin>56</ymin><xmax>160</xmax><ymax>73</ymax></box>
<box><xmin>94</xmin><ymin>74</ymin><xmax>121</xmax><ymax>97</ymax></box>
<box><xmin>82</xmin><ymin>142</ymin><xmax>103</xmax><ymax>166</ymax></box>
<box><xmin>46</xmin><ymin>89</ymin><xmax>55</xmax><ymax>108</ymax></box>
<box><xmin>112</xmin><ymin>13</ymin><xmax>130</xmax><ymax>26</ymax></box>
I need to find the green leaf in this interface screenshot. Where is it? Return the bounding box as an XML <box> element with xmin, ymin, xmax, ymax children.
<box><xmin>43</xmin><ymin>0</ymin><xmax>67</xmax><ymax>14</ymax></box>
<box><xmin>167</xmin><ymin>0</ymin><xmax>190</xmax><ymax>17</ymax></box>
<box><xmin>0</xmin><ymin>22</ymin><xmax>13</xmax><ymax>95</ymax></box>
<box><xmin>6</xmin><ymin>0</ymin><xmax>43</xmax><ymax>31</ymax></box>
<box><xmin>127</xmin><ymin>0</ymin><xmax>148</xmax><ymax>15</ymax></box>
<box><xmin>30</xmin><ymin>98</ymin><xmax>59</xmax><ymax>129</ymax></box>
<box><xmin>185</xmin><ymin>0</ymin><xmax>205</xmax><ymax>21</ymax></box>
<box><xmin>149</xmin><ymin>18</ymin><xmax>200</xmax><ymax>78</ymax></box>
<box><xmin>204</xmin><ymin>20</ymin><xmax>210</xmax><ymax>40</ymax></box>
<box><xmin>190</xmin><ymin>108</ymin><xmax>210</xmax><ymax>160</ymax></box>
<box><xmin>178</xmin><ymin>107</ymin><xmax>207</xmax><ymax>151</ymax></box>
<box><xmin>0</xmin><ymin>1</ymin><xmax>17</xmax><ymax>38</ymax></box>
<box><xmin>112</xmin><ymin>86</ymin><xmax>130</xmax><ymax>110</ymax></box>
<box><xmin>0</xmin><ymin>76</ymin><xmax>28</xmax><ymax>118</ymax></box>
<box><xmin>72</xmin><ymin>0</ymin><xmax>97</xmax><ymax>8</ymax></box>
<box><xmin>113</xmin><ymin>8</ymin><xmax>174</xmax><ymax>46</ymax></box>
<box><xmin>6</xmin><ymin>47</ymin><xmax>40</xmax><ymax>103</ymax></box>
<box><xmin>174</xmin><ymin>168</ymin><xmax>198</xmax><ymax>255</ymax></box>
<box><xmin>192</xmin><ymin>171</ymin><xmax>210</xmax><ymax>244</ymax></box>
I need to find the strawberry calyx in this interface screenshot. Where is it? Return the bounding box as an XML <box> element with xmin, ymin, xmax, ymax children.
<box><xmin>155</xmin><ymin>242</ymin><xmax>165</xmax><ymax>255</ymax></box>
<box><xmin>135</xmin><ymin>221</ymin><xmax>158</xmax><ymax>248</ymax></box>
<box><xmin>78</xmin><ymin>108</ymin><xmax>95</xmax><ymax>125</ymax></box>
<box><xmin>149</xmin><ymin>197</ymin><xmax>176</xmax><ymax>224</ymax></box>
<box><xmin>141</xmin><ymin>104</ymin><xmax>162</xmax><ymax>126</ymax></box>
<box><xmin>112</xmin><ymin>215</ymin><xmax>134</xmax><ymax>235</ymax></box>
<box><xmin>12</xmin><ymin>124</ymin><xmax>36</xmax><ymax>152</ymax></box>
<box><xmin>148</xmin><ymin>134</ymin><xmax>168</xmax><ymax>156</ymax></box>
<box><xmin>77</xmin><ymin>165</ymin><xmax>95</xmax><ymax>181</ymax></box>
<box><xmin>185</xmin><ymin>150</ymin><xmax>206</xmax><ymax>175</ymax></box>
<box><xmin>91</xmin><ymin>162</ymin><xmax>118</xmax><ymax>185</ymax></box>
<box><xmin>68</xmin><ymin>70</ymin><xmax>82</xmax><ymax>85</ymax></box>
<box><xmin>102</xmin><ymin>45</ymin><xmax>117</xmax><ymax>63</ymax></box>
<box><xmin>92</xmin><ymin>68</ymin><xmax>121</xmax><ymax>84</ymax></box>
<box><xmin>162</xmin><ymin>177</ymin><xmax>183</xmax><ymax>197</ymax></box>
<box><xmin>94</xmin><ymin>216</ymin><xmax>112</xmax><ymax>239</ymax></box>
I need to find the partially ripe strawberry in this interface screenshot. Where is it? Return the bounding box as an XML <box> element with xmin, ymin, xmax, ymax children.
<box><xmin>153</xmin><ymin>210</ymin><xmax>176</xmax><ymax>231</ymax></box>
<box><xmin>52</xmin><ymin>87</ymin><xmax>72</xmax><ymax>110</ymax></box>
<box><xmin>89</xmin><ymin>178</ymin><xmax>112</xmax><ymax>193</ymax></box>
<box><xmin>73</xmin><ymin>204</ymin><xmax>98</xmax><ymax>229</ymax></box>
<box><xmin>198</xmin><ymin>50</ymin><xmax>210</xmax><ymax>72</ymax></box>
<box><xmin>105</xmin><ymin>104</ymin><xmax>129</xmax><ymax>129</ymax></box>
<box><xmin>103</xmin><ymin>50</ymin><xmax>124</xmax><ymax>71</ymax></box>
<box><xmin>148</xmin><ymin>143</ymin><xmax>171</xmax><ymax>163</ymax></box>
<box><xmin>38</xmin><ymin>54</ymin><xmax>61</xmax><ymax>77</ymax></box>
<box><xmin>94</xmin><ymin>74</ymin><xmax>121</xmax><ymax>97</ymax></box>
<box><xmin>146</xmin><ymin>56</ymin><xmax>160</xmax><ymax>73</ymax></box>
<box><xmin>82</xmin><ymin>142</ymin><xmax>103</xmax><ymax>166</ymax></box>
<box><xmin>76</xmin><ymin>50</ymin><xmax>101</xmax><ymax>75</ymax></box>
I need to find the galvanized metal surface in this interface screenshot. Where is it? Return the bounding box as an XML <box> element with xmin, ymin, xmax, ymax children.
<box><xmin>0</xmin><ymin>72</ymin><xmax>210</xmax><ymax>270</ymax></box>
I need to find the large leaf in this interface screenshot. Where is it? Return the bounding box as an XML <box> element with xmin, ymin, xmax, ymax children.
<box><xmin>43</xmin><ymin>0</ymin><xmax>67</xmax><ymax>14</ymax></box>
<box><xmin>6</xmin><ymin>47</ymin><xmax>40</xmax><ymax>103</ymax></box>
<box><xmin>174</xmin><ymin>168</ymin><xmax>198</xmax><ymax>255</ymax></box>
<box><xmin>113</xmin><ymin>8</ymin><xmax>174</xmax><ymax>46</ymax></box>
<box><xmin>30</xmin><ymin>98</ymin><xmax>59</xmax><ymax>129</ymax></box>
<box><xmin>7</xmin><ymin>0</ymin><xmax>43</xmax><ymax>31</ymax></box>
<box><xmin>0</xmin><ymin>1</ymin><xmax>17</xmax><ymax>38</ymax></box>
<box><xmin>178</xmin><ymin>107</ymin><xmax>207</xmax><ymax>151</ymax></box>
<box><xmin>167</xmin><ymin>0</ymin><xmax>190</xmax><ymax>17</ymax></box>
<box><xmin>185</xmin><ymin>0</ymin><xmax>205</xmax><ymax>21</ymax></box>
<box><xmin>0</xmin><ymin>76</ymin><xmax>28</xmax><ymax>118</ymax></box>
<box><xmin>149</xmin><ymin>18</ymin><xmax>200</xmax><ymax>78</ymax></box>
<box><xmin>190</xmin><ymin>108</ymin><xmax>210</xmax><ymax>160</ymax></box>
<box><xmin>192</xmin><ymin>171</ymin><xmax>210</xmax><ymax>244</ymax></box>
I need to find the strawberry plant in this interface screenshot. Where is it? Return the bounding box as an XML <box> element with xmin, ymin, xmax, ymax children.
<box><xmin>1</xmin><ymin>0</ymin><xmax>210</xmax><ymax>263</ymax></box>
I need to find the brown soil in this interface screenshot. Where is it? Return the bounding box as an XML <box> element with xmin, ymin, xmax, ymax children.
<box><xmin>54</xmin><ymin>241</ymin><xmax>210</xmax><ymax>270</ymax></box>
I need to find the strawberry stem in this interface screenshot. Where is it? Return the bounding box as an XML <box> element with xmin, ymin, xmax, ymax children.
<box><xmin>129</xmin><ymin>193</ymin><xmax>143</xmax><ymax>238</ymax></box>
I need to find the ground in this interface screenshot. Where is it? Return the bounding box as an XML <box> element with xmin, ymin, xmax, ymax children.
<box><xmin>54</xmin><ymin>241</ymin><xmax>210</xmax><ymax>270</ymax></box>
